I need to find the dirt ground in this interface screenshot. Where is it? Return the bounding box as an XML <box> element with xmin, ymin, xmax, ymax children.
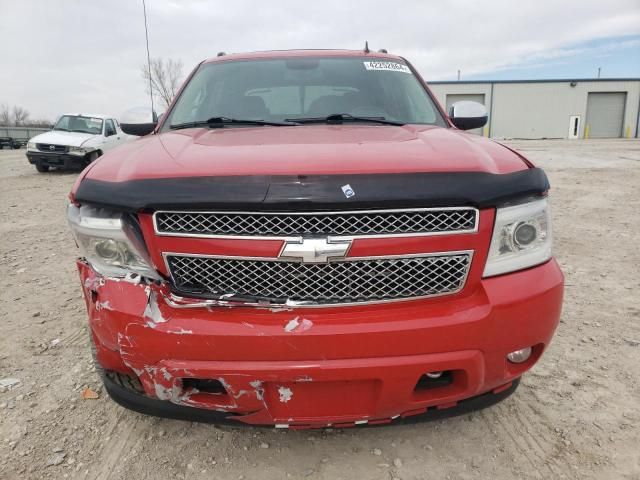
<box><xmin>1</xmin><ymin>139</ymin><xmax>639</xmax><ymax>480</ymax></box>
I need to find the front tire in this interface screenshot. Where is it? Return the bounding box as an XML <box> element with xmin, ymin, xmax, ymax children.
<box><xmin>35</xmin><ymin>164</ymin><xmax>49</xmax><ymax>173</ymax></box>
<box><xmin>88</xmin><ymin>151</ymin><xmax>101</xmax><ymax>163</ymax></box>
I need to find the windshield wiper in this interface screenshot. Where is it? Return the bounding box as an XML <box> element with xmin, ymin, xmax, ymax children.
<box><xmin>53</xmin><ymin>128</ymin><xmax>69</xmax><ymax>131</ymax></box>
<box><xmin>170</xmin><ymin>116</ymin><xmax>298</xmax><ymax>130</ymax></box>
<box><xmin>286</xmin><ymin>113</ymin><xmax>405</xmax><ymax>126</ymax></box>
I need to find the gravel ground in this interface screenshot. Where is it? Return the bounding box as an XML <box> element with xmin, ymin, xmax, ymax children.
<box><xmin>0</xmin><ymin>139</ymin><xmax>639</xmax><ymax>480</ymax></box>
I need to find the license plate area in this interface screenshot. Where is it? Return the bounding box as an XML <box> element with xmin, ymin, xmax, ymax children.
<box><xmin>40</xmin><ymin>156</ymin><xmax>63</xmax><ymax>165</ymax></box>
<box><xmin>264</xmin><ymin>380</ymin><xmax>380</xmax><ymax>420</ymax></box>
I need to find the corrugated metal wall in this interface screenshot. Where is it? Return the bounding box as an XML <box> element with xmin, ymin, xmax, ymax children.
<box><xmin>428</xmin><ymin>80</ymin><xmax>640</xmax><ymax>139</ymax></box>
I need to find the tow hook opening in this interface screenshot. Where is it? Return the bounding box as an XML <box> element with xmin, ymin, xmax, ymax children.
<box><xmin>414</xmin><ymin>370</ymin><xmax>454</xmax><ymax>391</ymax></box>
<box><xmin>181</xmin><ymin>378</ymin><xmax>228</xmax><ymax>395</ymax></box>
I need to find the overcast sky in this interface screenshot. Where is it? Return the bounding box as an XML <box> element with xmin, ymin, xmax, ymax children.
<box><xmin>1</xmin><ymin>0</ymin><xmax>639</xmax><ymax>121</ymax></box>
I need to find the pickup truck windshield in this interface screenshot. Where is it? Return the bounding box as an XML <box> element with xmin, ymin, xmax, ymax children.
<box><xmin>53</xmin><ymin>115</ymin><xmax>103</xmax><ymax>135</ymax></box>
<box><xmin>163</xmin><ymin>57</ymin><xmax>446</xmax><ymax>130</ymax></box>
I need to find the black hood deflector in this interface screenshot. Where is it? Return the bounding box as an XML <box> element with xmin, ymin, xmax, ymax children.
<box><xmin>75</xmin><ymin>168</ymin><xmax>549</xmax><ymax>212</ymax></box>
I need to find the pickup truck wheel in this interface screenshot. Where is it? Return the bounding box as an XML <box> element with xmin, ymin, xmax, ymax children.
<box><xmin>87</xmin><ymin>150</ymin><xmax>102</xmax><ymax>164</ymax></box>
<box><xmin>89</xmin><ymin>337</ymin><xmax>144</xmax><ymax>394</ymax></box>
<box><xmin>104</xmin><ymin>371</ymin><xmax>146</xmax><ymax>394</ymax></box>
<box><xmin>35</xmin><ymin>164</ymin><xmax>50</xmax><ymax>173</ymax></box>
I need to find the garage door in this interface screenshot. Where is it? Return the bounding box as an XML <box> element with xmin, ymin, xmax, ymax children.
<box><xmin>585</xmin><ymin>92</ymin><xmax>626</xmax><ymax>138</ymax></box>
<box><xmin>446</xmin><ymin>94</ymin><xmax>486</xmax><ymax>135</ymax></box>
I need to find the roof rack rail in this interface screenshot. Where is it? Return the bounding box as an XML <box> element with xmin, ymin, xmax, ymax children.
<box><xmin>378</xmin><ymin>48</ymin><xmax>388</xmax><ymax>53</ymax></box>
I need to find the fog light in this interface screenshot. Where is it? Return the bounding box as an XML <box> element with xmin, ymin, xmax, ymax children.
<box><xmin>506</xmin><ymin>347</ymin><xmax>532</xmax><ymax>364</ymax></box>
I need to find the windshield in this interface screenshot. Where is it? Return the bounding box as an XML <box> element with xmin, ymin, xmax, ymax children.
<box><xmin>54</xmin><ymin>115</ymin><xmax>103</xmax><ymax>134</ymax></box>
<box><xmin>162</xmin><ymin>57</ymin><xmax>446</xmax><ymax>130</ymax></box>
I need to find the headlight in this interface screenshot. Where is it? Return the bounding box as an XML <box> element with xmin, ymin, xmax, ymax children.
<box><xmin>67</xmin><ymin>204</ymin><xmax>161</xmax><ymax>280</ymax></box>
<box><xmin>483</xmin><ymin>197</ymin><xmax>552</xmax><ymax>277</ymax></box>
<box><xmin>27</xmin><ymin>141</ymin><xmax>37</xmax><ymax>151</ymax></box>
<box><xmin>68</xmin><ymin>146</ymin><xmax>90</xmax><ymax>156</ymax></box>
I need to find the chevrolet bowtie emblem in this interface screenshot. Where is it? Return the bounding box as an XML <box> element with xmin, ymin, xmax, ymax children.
<box><xmin>279</xmin><ymin>237</ymin><xmax>351</xmax><ymax>263</ymax></box>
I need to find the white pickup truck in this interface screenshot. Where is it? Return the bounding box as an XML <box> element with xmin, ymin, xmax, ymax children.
<box><xmin>26</xmin><ymin>113</ymin><xmax>130</xmax><ymax>172</ymax></box>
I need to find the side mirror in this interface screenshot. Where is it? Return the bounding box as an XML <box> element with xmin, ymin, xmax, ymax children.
<box><xmin>449</xmin><ymin>101</ymin><xmax>488</xmax><ymax>131</ymax></box>
<box><xmin>119</xmin><ymin>107</ymin><xmax>158</xmax><ymax>136</ymax></box>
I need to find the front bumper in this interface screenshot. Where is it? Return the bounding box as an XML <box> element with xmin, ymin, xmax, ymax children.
<box><xmin>102</xmin><ymin>368</ymin><xmax>521</xmax><ymax>427</ymax></box>
<box><xmin>78</xmin><ymin>259</ymin><xmax>564</xmax><ymax>427</ymax></box>
<box><xmin>26</xmin><ymin>151</ymin><xmax>89</xmax><ymax>169</ymax></box>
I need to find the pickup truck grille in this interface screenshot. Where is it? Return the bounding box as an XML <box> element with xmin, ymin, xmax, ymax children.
<box><xmin>154</xmin><ymin>208</ymin><xmax>477</xmax><ymax>237</ymax></box>
<box><xmin>37</xmin><ymin>143</ymin><xmax>68</xmax><ymax>153</ymax></box>
<box><xmin>166</xmin><ymin>252</ymin><xmax>472</xmax><ymax>305</ymax></box>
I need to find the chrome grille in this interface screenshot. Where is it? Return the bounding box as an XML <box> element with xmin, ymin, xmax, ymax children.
<box><xmin>154</xmin><ymin>208</ymin><xmax>477</xmax><ymax>238</ymax></box>
<box><xmin>37</xmin><ymin>143</ymin><xmax>68</xmax><ymax>153</ymax></box>
<box><xmin>166</xmin><ymin>252</ymin><xmax>472</xmax><ymax>305</ymax></box>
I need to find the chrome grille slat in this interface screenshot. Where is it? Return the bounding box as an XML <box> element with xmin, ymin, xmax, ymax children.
<box><xmin>154</xmin><ymin>208</ymin><xmax>477</xmax><ymax>238</ymax></box>
<box><xmin>36</xmin><ymin>143</ymin><xmax>68</xmax><ymax>153</ymax></box>
<box><xmin>166</xmin><ymin>253</ymin><xmax>472</xmax><ymax>305</ymax></box>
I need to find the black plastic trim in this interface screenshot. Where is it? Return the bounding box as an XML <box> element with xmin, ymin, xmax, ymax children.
<box><xmin>120</xmin><ymin>122</ymin><xmax>157</xmax><ymax>136</ymax></box>
<box><xmin>26</xmin><ymin>151</ymin><xmax>89</xmax><ymax>170</ymax></box>
<box><xmin>451</xmin><ymin>115</ymin><xmax>489</xmax><ymax>131</ymax></box>
<box><xmin>75</xmin><ymin>168</ymin><xmax>549</xmax><ymax>212</ymax></box>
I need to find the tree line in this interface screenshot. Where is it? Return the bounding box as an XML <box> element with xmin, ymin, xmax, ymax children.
<box><xmin>0</xmin><ymin>103</ymin><xmax>52</xmax><ymax>128</ymax></box>
<box><xmin>140</xmin><ymin>57</ymin><xmax>184</xmax><ymax>110</ymax></box>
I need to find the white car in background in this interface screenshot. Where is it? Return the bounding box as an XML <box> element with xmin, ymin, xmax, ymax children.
<box><xmin>26</xmin><ymin>113</ymin><xmax>130</xmax><ymax>172</ymax></box>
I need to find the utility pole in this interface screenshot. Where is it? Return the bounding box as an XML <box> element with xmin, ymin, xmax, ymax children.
<box><xmin>457</xmin><ymin>70</ymin><xmax>461</xmax><ymax>81</ymax></box>
<box><xmin>597</xmin><ymin>67</ymin><xmax>601</xmax><ymax>79</ymax></box>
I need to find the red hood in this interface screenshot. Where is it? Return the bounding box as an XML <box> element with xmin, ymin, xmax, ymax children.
<box><xmin>80</xmin><ymin>125</ymin><xmax>528</xmax><ymax>183</ymax></box>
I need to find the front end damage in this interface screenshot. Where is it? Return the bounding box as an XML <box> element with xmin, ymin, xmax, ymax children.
<box><xmin>78</xmin><ymin>253</ymin><xmax>563</xmax><ymax>428</ymax></box>
<box><xmin>71</xmin><ymin>167</ymin><xmax>562</xmax><ymax>428</ymax></box>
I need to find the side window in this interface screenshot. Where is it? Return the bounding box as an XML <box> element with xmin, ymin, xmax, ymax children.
<box><xmin>105</xmin><ymin>119</ymin><xmax>117</xmax><ymax>137</ymax></box>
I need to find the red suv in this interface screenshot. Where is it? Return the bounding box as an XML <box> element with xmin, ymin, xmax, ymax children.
<box><xmin>67</xmin><ymin>50</ymin><xmax>563</xmax><ymax>428</ymax></box>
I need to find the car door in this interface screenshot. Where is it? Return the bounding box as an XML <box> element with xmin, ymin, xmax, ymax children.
<box><xmin>102</xmin><ymin>118</ymin><xmax>122</xmax><ymax>152</ymax></box>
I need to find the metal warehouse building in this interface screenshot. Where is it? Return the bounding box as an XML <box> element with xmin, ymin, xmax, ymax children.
<box><xmin>428</xmin><ymin>79</ymin><xmax>640</xmax><ymax>139</ymax></box>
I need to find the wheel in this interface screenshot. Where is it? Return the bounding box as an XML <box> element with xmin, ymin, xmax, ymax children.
<box><xmin>35</xmin><ymin>164</ymin><xmax>49</xmax><ymax>173</ymax></box>
<box><xmin>88</xmin><ymin>151</ymin><xmax>101</xmax><ymax>163</ymax></box>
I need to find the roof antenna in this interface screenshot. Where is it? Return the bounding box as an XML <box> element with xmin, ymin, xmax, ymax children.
<box><xmin>364</xmin><ymin>41</ymin><xmax>370</xmax><ymax>53</ymax></box>
<box><xmin>142</xmin><ymin>0</ymin><xmax>155</xmax><ymax>119</ymax></box>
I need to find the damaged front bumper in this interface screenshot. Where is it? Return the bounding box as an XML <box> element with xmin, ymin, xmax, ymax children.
<box><xmin>26</xmin><ymin>151</ymin><xmax>90</xmax><ymax>170</ymax></box>
<box><xmin>78</xmin><ymin>258</ymin><xmax>564</xmax><ymax>428</ymax></box>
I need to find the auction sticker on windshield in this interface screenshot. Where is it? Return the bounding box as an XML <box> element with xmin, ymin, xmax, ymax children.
<box><xmin>363</xmin><ymin>61</ymin><xmax>411</xmax><ymax>73</ymax></box>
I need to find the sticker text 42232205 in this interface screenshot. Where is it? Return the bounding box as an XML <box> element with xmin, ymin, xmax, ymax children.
<box><xmin>363</xmin><ymin>61</ymin><xmax>411</xmax><ymax>74</ymax></box>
